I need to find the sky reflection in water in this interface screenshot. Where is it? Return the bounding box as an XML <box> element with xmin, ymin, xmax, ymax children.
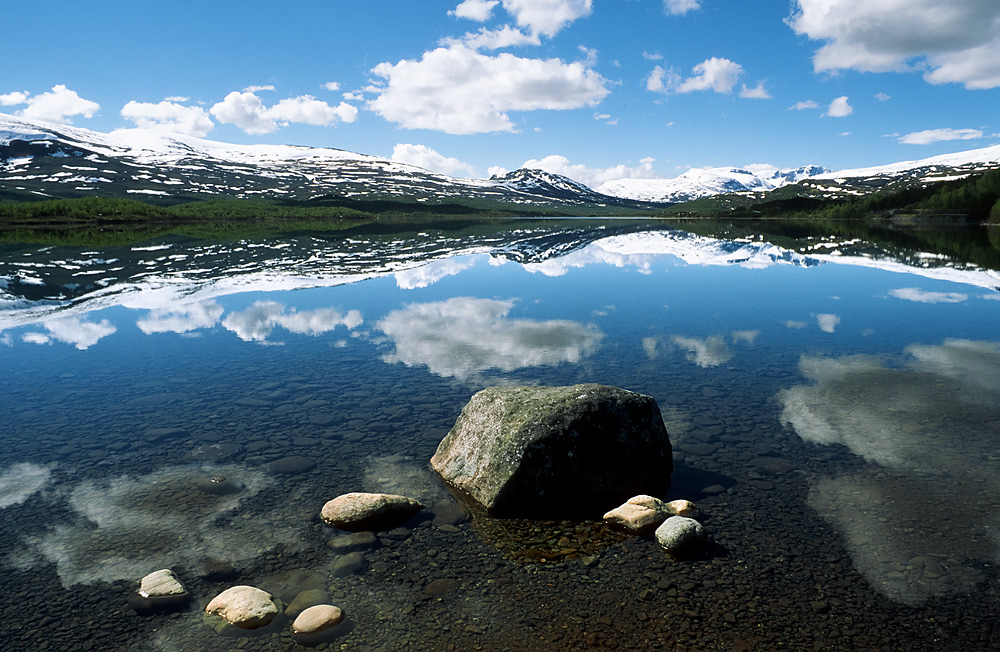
<box><xmin>1</xmin><ymin>224</ymin><xmax>999</xmax><ymax>611</ymax></box>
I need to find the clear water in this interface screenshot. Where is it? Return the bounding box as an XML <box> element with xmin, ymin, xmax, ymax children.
<box><xmin>1</xmin><ymin>220</ymin><xmax>999</xmax><ymax>651</ymax></box>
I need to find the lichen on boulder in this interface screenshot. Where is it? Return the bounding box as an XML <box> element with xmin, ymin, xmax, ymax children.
<box><xmin>430</xmin><ymin>384</ymin><xmax>672</xmax><ymax>518</ymax></box>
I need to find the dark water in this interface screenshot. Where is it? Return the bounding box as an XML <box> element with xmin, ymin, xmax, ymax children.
<box><xmin>1</xmin><ymin>220</ymin><xmax>999</xmax><ymax>651</ymax></box>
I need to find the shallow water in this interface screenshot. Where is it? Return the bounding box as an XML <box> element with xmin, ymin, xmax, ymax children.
<box><xmin>1</xmin><ymin>219</ymin><xmax>999</xmax><ymax>651</ymax></box>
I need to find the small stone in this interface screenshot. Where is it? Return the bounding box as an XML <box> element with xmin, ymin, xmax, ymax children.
<box><xmin>654</xmin><ymin>516</ymin><xmax>706</xmax><ymax>556</ymax></box>
<box><xmin>266</xmin><ymin>456</ymin><xmax>316</xmax><ymax>474</ymax></box>
<box><xmin>285</xmin><ymin>589</ymin><xmax>330</xmax><ymax>617</ymax></box>
<box><xmin>666</xmin><ymin>499</ymin><xmax>699</xmax><ymax>519</ymax></box>
<box><xmin>128</xmin><ymin>569</ymin><xmax>189</xmax><ymax>615</ymax></box>
<box><xmin>292</xmin><ymin>604</ymin><xmax>344</xmax><ymax>634</ymax></box>
<box><xmin>811</xmin><ymin>601</ymin><xmax>830</xmax><ymax>614</ymax></box>
<box><xmin>332</xmin><ymin>551</ymin><xmax>368</xmax><ymax>577</ymax></box>
<box><xmin>327</xmin><ymin>531</ymin><xmax>377</xmax><ymax>553</ymax></box>
<box><xmin>321</xmin><ymin>492</ymin><xmax>423</xmax><ymax>531</ymax></box>
<box><xmin>424</xmin><ymin>579</ymin><xmax>460</xmax><ymax>596</ymax></box>
<box><xmin>603</xmin><ymin>495</ymin><xmax>670</xmax><ymax>532</ymax></box>
<box><xmin>144</xmin><ymin>427</ymin><xmax>188</xmax><ymax>442</ymax></box>
<box><xmin>205</xmin><ymin>586</ymin><xmax>279</xmax><ymax>629</ymax></box>
<box><xmin>701</xmin><ymin>484</ymin><xmax>726</xmax><ymax>495</ymax></box>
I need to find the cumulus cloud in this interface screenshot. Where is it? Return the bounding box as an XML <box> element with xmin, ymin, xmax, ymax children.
<box><xmin>450</xmin><ymin>0</ymin><xmax>499</xmax><ymax>21</ymax></box>
<box><xmin>500</xmin><ymin>0</ymin><xmax>593</xmax><ymax>37</ymax></box>
<box><xmin>210</xmin><ymin>91</ymin><xmax>357</xmax><ymax>134</ymax></box>
<box><xmin>243</xmin><ymin>84</ymin><xmax>274</xmax><ymax>92</ymax></box>
<box><xmin>648</xmin><ymin>58</ymin><xmax>750</xmax><ymax>95</ymax></box>
<box><xmin>0</xmin><ymin>91</ymin><xmax>28</xmax><ymax>106</ymax></box>
<box><xmin>23</xmin><ymin>317</ymin><xmax>116</xmax><ymax>350</ymax></box>
<box><xmin>671</xmin><ymin>335</ymin><xmax>733</xmax><ymax>367</ymax></box>
<box><xmin>441</xmin><ymin>25</ymin><xmax>541</xmax><ymax>50</ymax></box>
<box><xmin>391</xmin><ymin>143</ymin><xmax>477</xmax><ymax>177</ymax></box>
<box><xmin>137</xmin><ymin>300</ymin><xmax>225</xmax><ymax>334</ymax></box>
<box><xmin>898</xmin><ymin>128</ymin><xmax>983</xmax><ymax>145</ymax></box>
<box><xmin>788</xmin><ymin>0</ymin><xmax>1000</xmax><ymax>89</ymax></box>
<box><xmin>120</xmin><ymin>100</ymin><xmax>215</xmax><ymax>137</ymax></box>
<box><xmin>789</xmin><ymin>100</ymin><xmax>820</xmax><ymax>110</ymax></box>
<box><xmin>825</xmin><ymin>95</ymin><xmax>852</xmax><ymax>117</ymax></box>
<box><xmin>376</xmin><ymin>297</ymin><xmax>603</xmax><ymax>379</ymax></box>
<box><xmin>16</xmin><ymin>85</ymin><xmax>100</xmax><ymax>124</ymax></box>
<box><xmin>323</xmin><ymin>81</ymin><xmax>341</xmax><ymax>92</ymax></box>
<box><xmin>778</xmin><ymin>340</ymin><xmax>1000</xmax><ymax>603</ymax></box>
<box><xmin>875</xmin><ymin>92</ymin><xmax>891</xmax><ymax>101</ymax></box>
<box><xmin>368</xmin><ymin>45</ymin><xmax>609</xmax><ymax>134</ymax></box>
<box><xmin>394</xmin><ymin>256</ymin><xmax>478</xmax><ymax>289</ymax></box>
<box><xmin>739</xmin><ymin>81</ymin><xmax>771</xmax><ymax>99</ymax></box>
<box><xmin>664</xmin><ymin>0</ymin><xmax>701</xmax><ymax>15</ymax></box>
<box><xmin>222</xmin><ymin>301</ymin><xmax>362</xmax><ymax>342</ymax></box>
<box><xmin>816</xmin><ymin>313</ymin><xmax>840</xmax><ymax>332</ymax></box>
<box><xmin>518</xmin><ymin>154</ymin><xmax>659</xmax><ymax>189</ymax></box>
<box><xmin>889</xmin><ymin>287</ymin><xmax>968</xmax><ymax>303</ymax></box>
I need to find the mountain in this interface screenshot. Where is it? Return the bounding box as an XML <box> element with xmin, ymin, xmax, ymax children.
<box><xmin>596</xmin><ymin>165</ymin><xmax>829</xmax><ymax>203</ymax></box>
<box><xmin>0</xmin><ymin>113</ymin><xmax>658</xmax><ymax>213</ymax></box>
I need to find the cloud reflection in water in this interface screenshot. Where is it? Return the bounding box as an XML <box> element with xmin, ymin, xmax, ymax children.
<box><xmin>376</xmin><ymin>297</ymin><xmax>603</xmax><ymax>379</ymax></box>
<box><xmin>222</xmin><ymin>300</ymin><xmax>363</xmax><ymax>342</ymax></box>
<box><xmin>778</xmin><ymin>339</ymin><xmax>1000</xmax><ymax>603</ymax></box>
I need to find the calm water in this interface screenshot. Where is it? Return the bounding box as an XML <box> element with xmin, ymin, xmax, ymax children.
<box><xmin>1</xmin><ymin>219</ymin><xmax>999</xmax><ymax>651</ymax></box>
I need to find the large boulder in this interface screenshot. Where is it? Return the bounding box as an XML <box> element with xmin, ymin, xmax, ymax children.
<box><xmin>430</xmin><ymin>384</ymin><xmax>672</xmax><ymax>518</ymax></box>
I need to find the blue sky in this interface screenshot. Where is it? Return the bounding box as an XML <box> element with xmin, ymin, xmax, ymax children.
<box><xmin>2</xmin><ymin>0</ymin><xmax>998</xmax><ymax>187</ymax></box>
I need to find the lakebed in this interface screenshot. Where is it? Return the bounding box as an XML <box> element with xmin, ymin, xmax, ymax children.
<box><xmin>1</xmin><ymin>219</ymin><xmax>998</xmax><ymax>651</ymax></box>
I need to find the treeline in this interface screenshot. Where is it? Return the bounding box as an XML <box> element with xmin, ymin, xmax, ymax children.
<box><xmin>0</xmin><ymin>196</ymin><xmax>173</xmax><ymax>221</ymax></box>
<box><xmin>744</xmin><ymin>168</ymin><xmax>1000</xmax><ymax>221</ymax></box>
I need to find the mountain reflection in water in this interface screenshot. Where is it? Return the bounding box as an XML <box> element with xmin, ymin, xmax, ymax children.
<box><xmin>1</xmin><ymin>219</ymin><xmax>999</xmax><ymax>651</ymax></box>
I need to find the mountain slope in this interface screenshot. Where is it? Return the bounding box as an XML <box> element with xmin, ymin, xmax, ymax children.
<box><xmin>596</xmin><ymin>165</ymin><xmax>829</xmax><ymax>203</ymax></box>
<box><xmin>0</xmin><ymin>113</ymin><xmax>659</xmax><ymax>213</ymax></box>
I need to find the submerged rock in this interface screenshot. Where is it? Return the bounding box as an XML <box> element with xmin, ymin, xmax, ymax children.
<box><xmin>292</xmin><ymin>604</ymin><xmax>344</xmax><ymax>635</ymax></box>
<box><xmin>127</xmin><ymin>568</ymin><xmax>189</xmax><ymax>615</ymax></box>
<box><xmin>431</xmin><ymin>384</ymin><xmax>672</xmax><ymax>517</ymax></box>
<box><xmin>205</xmin><ymin>585</ymin><xmax>279</xmax><ymax>629</ymax></box>
<box><xmin>267</xmin><ymin>456</ymin><xmax>316</xmax><ymax>474</ymax></box>
<box><xmin>320</xmin><ymin>492</ymin><xmax>423</xmax><ymax>531</ymax></box>
<box><xmin>654</xmin><ymin>516</ymin><xmax>706</xmax><ymax>556</ymax></box>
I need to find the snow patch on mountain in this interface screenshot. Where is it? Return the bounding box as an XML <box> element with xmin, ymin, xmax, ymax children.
<box><xmin>596</xmin><ymin>165</ymin><xmax>828</xmax><ymax>203</ymax></box>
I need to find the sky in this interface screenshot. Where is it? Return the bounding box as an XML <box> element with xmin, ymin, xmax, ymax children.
<box><xmin>2</xmin><ymin>0</ymin><xmax>999</xmax><ymax>187</ymax></box>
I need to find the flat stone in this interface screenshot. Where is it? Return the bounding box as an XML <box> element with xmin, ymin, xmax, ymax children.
<box><xmin>292</xmin><ymin>604</ymin><xmax>344</xmax><ymax>635</ymax></box>
<box><xmin>666</xmin><ymin>499</ymin><xmax>700</xmax><ymax>519</ymax></box>
<box><xmin>321</xmin><ymin>492</ymin><xmax>423</xmax><ymax>531</ymax></box>
<box><xmin>205</xmin><ymin>585</ymin><xmax>278</xmax><ymax>630</ymax></box>
<box><xmin>424</xmin><ymin>578</ymin><xmax>460</xmax><ymax>596</ymax></box>
<box><xmin>327</xmin><ymin>531</ymin><xmax>377</xmax><ymax>553</ymax></box>
<box><xmin>603</xmin><ymin>495</ymin><xmax>670</xmax><ymax>532</ymax></box>
<box><xmin>143</xmin><ymin>427</ymin><xmax>188</xmax><ymax>442</ymax></box>
<box><xmin>285</xmin><ymin>589</ymin><xmax>331</xmax><ymax>617</ymax></box>
<box><xmin>266</xmin><ymin>456</ymin><xmax>316</xmax><ymax>474</ymax></box>
<box><xmin>332</xmin><ymin>551</ymin><xmax>368</xmax><ymax>577</ymax></box>
<box><xmin>128</xmin><ymin>569</ymin><xmax>189</xmax><ymax>615</ymax></box>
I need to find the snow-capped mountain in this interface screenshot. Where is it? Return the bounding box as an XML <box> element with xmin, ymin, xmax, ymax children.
<box><xmin>0</xmin><ymin>113</ymin><xmax>655</xmax><ymax>211</ymax></box>
<box><xmin>595</xmin><ymin>165</ymin><xmax>829</xmax><ymax>203</ymax></box>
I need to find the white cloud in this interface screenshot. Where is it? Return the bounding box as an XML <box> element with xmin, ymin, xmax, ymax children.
<box><xmin>164</xmin><ymin>95</ymin><xmax>189</xmax><ymax>102</ymax></box>
<box><xmin>17</xmin><ymin>85</ymin><xmax>100</xmax><ymax>124</ymax></box>
<box><xmin>488</xmin><ymin>165</ymin><xmax>509</xmax><ymax>177</ymax></box>
<box><xmin>441</xmin><ymin>25</ymin><xmax>541</xmax><ymax>50</ymax></box>
<box><xmin>678</xmin><ymin>57</ymin><xmax>744</xmax><ymax>93</ymax></box>
<box><xmin>500</xmin><ymin>0</ymin><xmax>593</xmax><ymax>37</ymax></box>
<box><xmin>739</xmin><ymin>81</ymin><xmax>771</xmax><ymax>99</ymax></box>
<box><xmin>788</xmin><ymin>0</ymin><xmax>1000</xmax><ymax>90</ymax></box>
<box><xmin>825</xmin><ymin>95</ymin><xmax>852</xmax><ymax>117</ymax></box>
<box><xmin>645</xmin><ymin>65</ymin><xmax>679</xmax><ymax>93</ymax></box>
<box><xmin>450</xmin><ymin>0</ymin><xmax>499</xmax><ymax>21</ymax></box>
<box><xmin>888</xmin><ymin>288</ymin><xmax>968</xmax><ymax>303</ymax></box>
<box><xmin>137</xmin><ymin>300</ymin><xmax>225</xmax><ymax>334</ymax></box>
<box><xmin>323</xmin><ymin>81</ymin><xmax>341</xmax><ymax>92</ymax></box>
<box><xmin>642</xmin><ymin>51</ymin><xmax>664</xmax><ymax>61</ymax></box>
<box><xmin>210</xmin><ymin>91</ymin><xmax>357</xmax><ymax>134</ymax></box>
<box><xmin>394</xmin><ymin>257</ymin><xmax>477</xmax><ymax>289</ymax></box>
<box><xmin>664</xmin><ymin>0</ymin><xmax>701</xmax><ymax>15</ymax></box>
<box><xmin>391</xmin><ymin>143</ymin><xmax>477</xmax><ymax>177</ymax></box>
<box><xmin>0</xmin><ymin>91</ymin><xmax>28</xmax><ymax>106</ymax></box>
<box><xmin>368</xmin><ymin>45</ymin><xmax>608</xmax><ymax>134</ymax></box>
<box><xmin>898</xmin><ymin>128</ymin><xmax>983</xmax><ymax>145</ymax></box>
<box><xmin>875</xmin><ymin>92</ymin><xmax>891</xmax><ymax>101</ymax></box>
<box><xmin>519</xmin><ymin>154</ymin><xmax>660</xmax><ymax>188</ymax></box>
<box><xmin>376</xmin><ymin>297</ymin><xmax>603</xmax><ymax>379</ymax></box>
<box><xmin>222</xmin><ymin>301</ymin><xmax>362</xmax><ymax>342</ymax></box>
<box><xmin>671</xmin><ymin>335</ymin><xmax>732</xmax><ymax>367</ymax></box>
<box><xmin>120</xmin><ymin>100</ymin><xmax>215</xmax><ymax>137</ymax></box>
<box><xmin>789</xmin><ymin>100</ymin><xmax>820</xmax><ymax>110</ymax></box>
<box><xmin>23</xmin><ymin>317</ymin><xmax>116</xmax><ymax>350</ymax></box>
<box><xmin>243</xmin><ymin>84</ymin><xmax>275</xmax><ymax>92</ymax></box>
<box><xmin>268</xmin><ymin>95</ymin><xmax>358</xmax><ymax>126</ymax></box>
<box><xmin>817</xmin><ymin>313</ymin><xmax>841</xmax><ymax>333</ymax></box>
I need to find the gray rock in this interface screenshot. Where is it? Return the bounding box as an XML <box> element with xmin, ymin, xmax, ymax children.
<box><xmin>266</xmin><ymin>455</ymin><xmax>316</xmax><ymax>474</ymax></box>
<box><xmin>285</xmin><ymin>589</ymin><xmax>331</xmax><ymax>617</ymax></box>
<box><xmin>321</xmin><ymin>492</ymin><xmax>423</xmax><ymax>531</ymax></box>
<box><xmin>205</xmin><ymin>585</ymin><xmax>279</xmax><ymax>629</ymax></box>
<box><xmin>654</xmin><ymin>516</ymin><xmax>706</xmax><ymax>555</ymax></box>
<box><xmin>327</xmin><ymin>531</ymin><xmax>377</xmax><ymax>553</ymax></box>
<box><xmin>332</xmin><ymin>551</ymin><xmax>368</xmax><ymax>577</ymax></box>
<box><xmin>430</xmin><ymin>384</ymin><xmax>672</xmax><ymax>517</ymax></box>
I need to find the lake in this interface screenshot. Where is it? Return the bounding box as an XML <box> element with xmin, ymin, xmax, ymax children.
<box><xmin>1</xmin><ymin>218</ymin><xmax>999</xmax><ymax>651</ymax></box>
